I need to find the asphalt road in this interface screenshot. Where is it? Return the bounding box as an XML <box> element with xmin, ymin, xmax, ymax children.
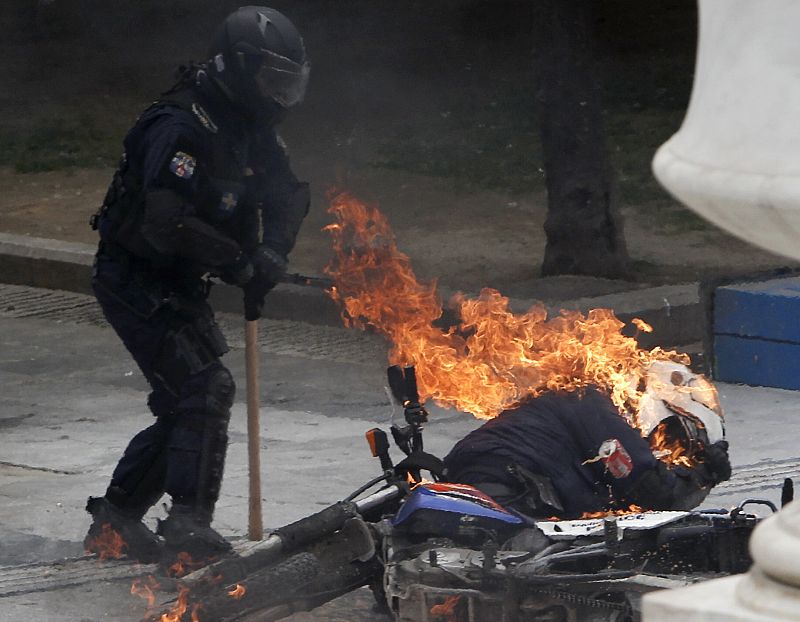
<box><xmin>0</xmin><ymin>284</ymin><xmax>798</xmax><ymax>621</ymax></box>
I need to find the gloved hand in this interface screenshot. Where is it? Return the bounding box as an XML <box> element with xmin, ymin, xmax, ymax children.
<box><xmin>220</xmin><ymin>252</ymin><xmax>255</xmax><ymax>287</ymax></box>
<box><xmin>243</xmin><ymin>244</ymin><xmax>287</xmax><ymax>321</ymax></box>
<box><xmin>702</xmin><ymin>440</ymin><xmax>732</xmax><ymax>484</ymax></box>
<box><xmin>243</xmin><ymin>280</ymin><xmax>272</xmax><ymax>321</ymax></box>
<box><xmin>251</xmin><ymin>244</ymin><xmax>288</xmax><ymax>285</ymax></box>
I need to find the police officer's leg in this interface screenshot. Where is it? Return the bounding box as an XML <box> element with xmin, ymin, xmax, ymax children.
<box><xmin>103</xmin><ymin>383</ymin><xmax>179</xmax><ymax>514</ymax></box>
<box><xmin>85</xmin><ymin>268</ymin><xmax>176</xmax><ymax>561</ymax></box>
<box><xmin>84</xmin><ymin>419</ymin><xmax>171</xmax><ymax>562</ymax></box>
<box><xmin>142</xmin><ymin>302</ymin><xmax>234</xmax><ymax>558</ymax></box>
<box><xmin>104</xmin><ymin>417</ymin><xmax>172</xmax><ymax>512</ymax></box>
<box><xmin>159</xmin><ymin>364</ymin><xmax>235</xmax><ymax>557</ymax></box>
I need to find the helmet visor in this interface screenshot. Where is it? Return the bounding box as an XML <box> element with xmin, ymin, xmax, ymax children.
<box><xmin>254</xmin><ymin>49</ymin><xmax>310</xmax><ymax>108</ymax></box>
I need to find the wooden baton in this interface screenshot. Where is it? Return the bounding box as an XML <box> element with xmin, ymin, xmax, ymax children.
<box><xmin>245</xmin><ymin>318</ymin><xmax>264</xmax><ymax>540</ymax></box>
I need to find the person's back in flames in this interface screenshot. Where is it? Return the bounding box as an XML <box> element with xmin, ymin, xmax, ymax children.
<box><xmin>323</xmin><ymin>192</ymin><xmax>731</xmax><ymax>519</ymax></box>
<box><xmin>442</xmin><ymin>362</ymin><xmax>731</xmax><ymax>520</ymax></box>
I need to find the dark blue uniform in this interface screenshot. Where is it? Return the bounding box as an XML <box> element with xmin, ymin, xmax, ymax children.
<box><xmin>90</xmin><ymin>71</ymin><xmax>309</xmax><ymax>523</ymax></box>
<box><xmin>444</xmin><ymin>388</ymin><xmax>712</xmax><ymax>519</ymax></box>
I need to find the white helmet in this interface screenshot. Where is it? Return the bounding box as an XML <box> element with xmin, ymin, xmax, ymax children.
<box><xmin>638</xmin><ymin>360</ymin><xmax>725</xmax><ymax>448</ymax></box>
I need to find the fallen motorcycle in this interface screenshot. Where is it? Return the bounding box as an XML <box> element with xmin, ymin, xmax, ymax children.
<box><xmin>153</xmin><ymin>366</ymin><xmax>788</xmax><ymax>622</ymax></box>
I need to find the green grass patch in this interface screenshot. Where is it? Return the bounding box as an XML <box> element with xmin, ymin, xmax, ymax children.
<box><xmin>0</xmin><ymin>114</ymin><xmax>125</xmax><ymax>173</ymax></box>
<box><xmin>372</xmin><ymin>81</ymin><xmax>545</xmax><ymax>195</ymax></box>
<box><xmin>372</xmin><ymin>75</ymin><xmax>714</xmax><ymax>237</ymax></box>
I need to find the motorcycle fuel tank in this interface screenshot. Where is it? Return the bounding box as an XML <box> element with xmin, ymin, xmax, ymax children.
<box><xmin>392</xmin><ymin>482</ymin><xmax>524</xmax><ymax>538</ymax></box>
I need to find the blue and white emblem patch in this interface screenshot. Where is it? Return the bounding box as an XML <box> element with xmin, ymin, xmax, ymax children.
<box><xmin>169</xmin><ymin>151</ymin><xmax>196</xmax><ymax>179</ymax></box>
<box><xmin>218</xmin><ymin>191</ymin><xmax>238</xmax><ymax>213</ymax></box>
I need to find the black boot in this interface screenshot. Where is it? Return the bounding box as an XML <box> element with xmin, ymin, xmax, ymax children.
<box><xmin>84</xmin><ymin>496</ymin><xmax>163</xmax><ymax>563</ymax></box>
<box><xmin>157</xmin><ymin>503</ymin><xmax>232</xmax><ymax>564</ymax></box>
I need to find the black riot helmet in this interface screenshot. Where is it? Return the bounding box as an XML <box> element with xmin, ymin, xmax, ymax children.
<box><xmin>206</xmin><ymin>6</ymin><xmax>309</xmax><ymax>123</ymax></box>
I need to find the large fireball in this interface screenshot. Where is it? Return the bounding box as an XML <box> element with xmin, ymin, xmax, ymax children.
<box><xmin>323</xmin><ymin>191</ymin><xmax>690</xmax><ymax>424</ymax></box>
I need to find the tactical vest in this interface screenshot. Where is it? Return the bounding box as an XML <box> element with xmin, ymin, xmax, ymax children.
<box><xmin>91</xmin><ymin>86</ymin><xmax>259</xmax><ymax>262</ymax></box>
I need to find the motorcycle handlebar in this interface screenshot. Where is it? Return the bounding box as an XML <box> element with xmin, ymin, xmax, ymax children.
<box><xmin>354</xmin><ymin>483</ymin><xmax>406</xmax><ymax>514</ymax></box>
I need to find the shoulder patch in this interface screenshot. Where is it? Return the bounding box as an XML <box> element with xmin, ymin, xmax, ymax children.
<box><xmin>218</xmin><ymin>191</ymin><xmax>239</xmax><ymax>214</ymax></box>
<box><xmin>191</xmin><ymin>103</ymin><xmax>219</xmax><ymax>134</ymax></box>
<box><xmin>169</xmin><ymin>151</ymin><xmax>196</xmax><ymax>179</ymax></box>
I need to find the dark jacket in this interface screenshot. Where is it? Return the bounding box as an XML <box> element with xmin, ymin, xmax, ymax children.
<box><xmin>94</xmin><ymin>70</ymin><xmax>308</xmax><ymax>291</ymax></box>
<box><xmin>443</xmin><ymin>388</ymin><xmax>713</xmax><ymax>519</ymax></box>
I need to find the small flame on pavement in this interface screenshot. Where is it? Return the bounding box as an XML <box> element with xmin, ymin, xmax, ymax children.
<box><xmin>133</xmin><ymin>567</ymin><xmax>228</xmax><ymax>622</ymax></box>
<box><xmin>131</xmin><ymin>574</ymin><xmax>159</xmax><ymax>608</ymax></box>
<box><xmin>430</xmin><ymin>595</ymin><xmax>462</xmax><ymax>621</ymax></box>
<box><xmin>167</xmin><ymin>551</ymin><xmax>205</xmax><ymax>578</ymax></box>
<box><xmin>85</xmin><ymin>523</ymin><xmax>127</xmax><ymax>560</ymax></box>
<box><xmin>227</xmin><ymin>584</ymin><xmax>246</xmax><ymax>600</ymax></box>
<box><xmin>159</xmin><ymin>584</ymin><xmax>203</xmax><ymax>622</ymax></box>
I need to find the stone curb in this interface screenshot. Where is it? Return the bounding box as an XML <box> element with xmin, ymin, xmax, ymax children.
<box><xmin>0</xmin><ymin>232</ymin><xmax>704</xmax><ymax>346</ymax></box>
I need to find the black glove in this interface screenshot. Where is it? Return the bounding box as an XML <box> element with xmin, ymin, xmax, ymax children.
<box><xmin>220</xmin><ymin>252</ymin><xmax>254</xmax><ymax>286</ymax></box>
<box><xmin>244</xmin><ymin>282</ymin><xmax>269</xmax><ymax>321</ymax></box>
<box><xmin>702</xmin><ymin>440</ymin><xmax>732</xmax><ymax>484</ymax></box>
<box><xmin>251</xmin><ymin>244</ymin><xmax>288</xmax><ymax>285</ymax></box>
<box><xmin>243</xmin><ymin>245</ymin><xmax>287</xmax><ymax>321</ymax></box>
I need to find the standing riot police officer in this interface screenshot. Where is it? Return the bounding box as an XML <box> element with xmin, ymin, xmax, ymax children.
<box><xmin>84</xmin><ymin>6</ymin><xmax>310</xmax><ymax>562</ymax></box>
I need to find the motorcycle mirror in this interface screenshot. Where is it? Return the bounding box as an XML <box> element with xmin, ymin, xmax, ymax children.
<box><xmin>403</xmin><ymin>366</ymin><xmax>420</xmax><ymax>403</ymax></box>
<box><xmin>387</xmin><ymin>365</ymin><xmax>421</xmax><ymax>405</ymax></box>
<box><xmin>387</xmin><ymin>365</ymin><xmax>407</xmax><ymax>404</ymax></box>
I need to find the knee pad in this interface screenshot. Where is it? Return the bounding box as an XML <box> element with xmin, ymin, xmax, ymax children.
<box><xmin>152</xmin><ymin>311</ymin><xmax>229</xmax><ymax>396</ymax></box>
<box><xmin>206</xmin><ymin>367</ymin><xmax>235</xmax><ymax>418</ymax></box>
<box><xmin>153</xmin><ymin>324</ymin><xmax>216</xmax><ymax>395</ymax></box>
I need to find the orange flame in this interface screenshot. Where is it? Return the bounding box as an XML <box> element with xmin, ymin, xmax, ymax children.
<box><xmin>167</xmin><ymin>552</ymin><xmax>205</xmax><ymax>579</ymax></box>
<box><xmin>430</xmin><ymin>595</ymin><xmax>462</xmax><ymax>621</ymax></box>
<box><xmin>649</xmin><ymin>422</ymin><xmax>696</xmax><ymax>468</ymax></box>
<box><xmin>131</xmin><ymin>574</ymin><xmax>160</xmax><ymax>608</ymax></box>
<box><xmin>158</xmin><ymin>584</ymin><xmax>203</xmax><ymax>622</ymax></box>
<box><xmin>323</xmin><ymin>191</ymin><xmax>687</xmax><ymax>421</ymax></box>
<box><xmin>85</xmin><ymin>523</ymin><xmax>127</xmax><ymax>560</ymax></box>
<box><xmin>580</xmin><ymin>504</ymin><xmax>644</xmax><ymax>519</ymax></box>
<box><xmin>406</xmin><ymin>471</ymin><xmax>433</xmax><ymax>489</ymax></box>
<box><xmin>227</xmin><ymin>584</ymin><xmax>246</xmax><ymax>600</ymax></box>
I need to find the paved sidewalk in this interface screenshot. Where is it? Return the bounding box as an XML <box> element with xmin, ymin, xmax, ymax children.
<box><xmin>0</xmin><ymin>286</ymin><xmax>798</xmax><ymax>620</ymax></box>
<box><xmin>0</xmin><ymin>231</ymin><xmax>705</xmax><ymax>349</ymax></box>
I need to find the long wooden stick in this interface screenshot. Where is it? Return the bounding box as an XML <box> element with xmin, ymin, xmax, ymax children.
<box><xmin>245</xmin><ymin>319</ymin><xmax>263</xmax><ymax>541</ymax></box>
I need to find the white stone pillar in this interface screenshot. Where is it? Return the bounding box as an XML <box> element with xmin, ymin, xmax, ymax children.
<box><xmin>648</xmin><ymin>0</ymin><xmax>800</xmax><ymax>618</ymax></box>
<box><xmin>652</xmin><ymin>0</ymin><xmax>800</xmax><ymax>264</ymax></box>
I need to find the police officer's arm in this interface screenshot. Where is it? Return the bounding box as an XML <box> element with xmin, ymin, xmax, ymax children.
<box><xmin>142</xmin><ymin>189</ymin><xmax>244</xmax><ymax>268</ymax></box>
<box><xmin>135</xmin><ymin>114</ymin><xmax>247</xmax><ymax>271</ymax></box>
<box><xmin>249</xmin><ymin>131</ymin><xmax>310</xmax><ymax>259</ymax></box>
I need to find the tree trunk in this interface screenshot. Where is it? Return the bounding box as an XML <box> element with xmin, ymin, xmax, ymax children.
<box><xmin>535</xmin><ymin>0</ymin><xmax>629</xmax><ymax>278</ymax></box>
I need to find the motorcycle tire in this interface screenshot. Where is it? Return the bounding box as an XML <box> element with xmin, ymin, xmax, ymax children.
<box><xmin>193</xmin><ymin>552</ymin><xmax>321</xmax><ymax>622</ymax></box>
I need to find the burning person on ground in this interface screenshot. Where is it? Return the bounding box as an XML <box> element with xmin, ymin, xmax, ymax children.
<box><xmin>322</xmin><ymin>193</ymin><xmax>731</xmax><ymax>520</ymax></box>
<box><xmin>442</xmin><ymin>361</ymin><xmax>732</xmax><ymax>519</ymax></box>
